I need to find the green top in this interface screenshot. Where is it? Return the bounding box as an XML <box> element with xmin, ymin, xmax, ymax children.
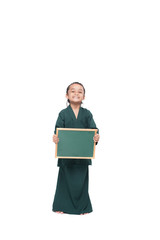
<box><xmin>54</xmin><ymin>105</ymin><xmax>98</xmax><ymax>166</ymax></box>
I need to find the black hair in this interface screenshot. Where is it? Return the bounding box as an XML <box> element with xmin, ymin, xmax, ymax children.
<box><xmin>66</xmin><ymin>82</ymin><xmax>85</xmax><ymax>104</ymax></box>
<box><xmin>66</xmin><ymin>82</ymin><xmax>85</xmax><ymax>95</ymax></box>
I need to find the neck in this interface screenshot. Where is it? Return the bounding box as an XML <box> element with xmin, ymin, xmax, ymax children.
<box><xmin>70</xmin><ymin>102</ymin><xmax>81</xmax><ymax>110</ymax></box>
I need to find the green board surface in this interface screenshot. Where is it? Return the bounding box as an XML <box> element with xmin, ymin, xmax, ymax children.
<box><xmin>55</xmin><ymin>128</ymin><xmax>97</xmax><ymax>159</ymax></box>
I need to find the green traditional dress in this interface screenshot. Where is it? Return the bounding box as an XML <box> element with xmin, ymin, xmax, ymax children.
<box><xmin>52</xmin><ymin>105</ymin><xmax>98</xmax><ymax>215</ymax></box>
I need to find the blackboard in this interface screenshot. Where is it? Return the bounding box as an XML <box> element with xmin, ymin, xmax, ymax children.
<box><xmin>55</xmin><ymin>128</ymin><xmax>98</xmax><ymax>159</ymax></box>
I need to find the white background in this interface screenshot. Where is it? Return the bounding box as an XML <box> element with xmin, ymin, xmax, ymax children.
<box><xmin>0</xmin><ymin>0</ymin><xmax>160</xmax><ymax>239</ymax></box>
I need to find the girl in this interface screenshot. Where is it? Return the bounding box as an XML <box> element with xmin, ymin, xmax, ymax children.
<box><xmin>52</xmin><ymin>82</ymin><xmax>100</xmax><ymax>215</ymax></box>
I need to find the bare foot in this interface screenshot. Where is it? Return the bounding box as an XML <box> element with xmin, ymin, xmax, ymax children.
<box><xmin>55</xmin><ymin>211</ymin><xmax>64</xmax><ymax>214</ymax></box>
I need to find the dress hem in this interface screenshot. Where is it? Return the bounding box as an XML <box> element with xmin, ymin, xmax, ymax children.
<box><xmin>52</xmin><ymin>209</ymin><xmax>93</xmax><ymax>215</ymax></box>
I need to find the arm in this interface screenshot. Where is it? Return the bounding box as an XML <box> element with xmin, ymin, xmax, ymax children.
<box><xmin>87</xmin><ymin>111</ymin><xmax>100</xmax><ymax>144</ymax></box>
<box><xmin>54</xmin><ymin>111</ymin><xmax>65</xmax><ymax>134</ymax></box>
<box><xmin>53</xmin><ymin>111</ymin><xmax>65</xmax><ymax>144</ymax></box>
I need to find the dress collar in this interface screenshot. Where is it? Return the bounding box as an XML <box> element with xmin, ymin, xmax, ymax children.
<box><xmin>67</xmin><ymin>104</ymin><xmax>81</xmax><ymax>120</ymax></box>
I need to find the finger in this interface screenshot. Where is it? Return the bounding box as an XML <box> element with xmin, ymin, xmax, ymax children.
<box><xmin>94</xmin><ymin>137</ymin><xmax>99</xmax><ymax>142</ymax></box>
<box><xmin>53</xmin><ymin>136</ymin><xmax>59</xmax><ymax>141</ymax></box>
<box><xmin>94</xmin><ymin>136</ymin><xmax>98</xmax><ymax>140</ymax></box>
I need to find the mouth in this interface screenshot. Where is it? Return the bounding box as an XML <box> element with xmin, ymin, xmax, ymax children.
<box><xmin>73</xmin><ymin>96</ymin><xmax>80</xmax><ymax>100</ymax></box>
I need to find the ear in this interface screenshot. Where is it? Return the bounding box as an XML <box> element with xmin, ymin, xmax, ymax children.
<box><xmin>83</xmin><ymin>95</ymin><xmax>85</xmax><ymax>100</ymax></box>
<box><xmin>66</xmin><ymin>94</ymin><xmax>69</xmax><ymax>100</ymax></box>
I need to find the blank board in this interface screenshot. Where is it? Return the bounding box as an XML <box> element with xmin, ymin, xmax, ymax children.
<box><xmin>55</xmin><ymin>128</ymin><xmax>97</xmax><ymax>159</ymax></box>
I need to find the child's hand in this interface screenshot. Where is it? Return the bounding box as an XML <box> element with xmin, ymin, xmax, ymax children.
<box><xmin>93</xmin><ymin>134</ymin><xmax>100</xmax><ymax>143</ymax></box>
<box><xmin>53</xmin><ymin>134</ymin><xmax>59</xmax><ymax>144</ymax></box>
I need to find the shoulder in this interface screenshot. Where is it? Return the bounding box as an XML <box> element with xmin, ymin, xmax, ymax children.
<box><xmin>58</xmin><ymin>107</ymin><xmax>68</xmax><ymax>117</ymax></box>
<box><xmin>59</xmin><ymin>108</ymin><xmax>67</xmax><ymax>114</ymax></box>
<box><xmin>81</xmin><ymin>107</ymin><xmax>93</xmax><ymax>117</ymax></box>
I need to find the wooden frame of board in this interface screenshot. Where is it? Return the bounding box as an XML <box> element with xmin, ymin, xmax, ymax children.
<box><xmin>55</xmin><ymin>128</ymin><xmax>98</xmax><ymax>159</ymax></box>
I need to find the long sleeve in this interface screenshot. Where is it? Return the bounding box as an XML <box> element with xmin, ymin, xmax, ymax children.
<box><xmin>87</xmin><ymin>110</ymin><xmax>99</xmax><ymax>145</ymax></box>
<box><xmin>87</xmin><ymin>111</ymin><xmax>99</xmax><ymax>132</ymax></box>
<box><xmin>54</xmin><ymin>111</ymin><xmax>65</xmax><ymax>134</ymax></box>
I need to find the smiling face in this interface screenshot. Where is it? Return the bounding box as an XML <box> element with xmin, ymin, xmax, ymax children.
<box><xmin>66</xmin><ymin>83</ymin><xmax>85</xmax><ymax>104</ymax></box>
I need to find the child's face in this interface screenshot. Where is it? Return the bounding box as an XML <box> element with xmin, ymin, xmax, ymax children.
<box><xmin>66</xmin><ymin>84</ymin><xmax>85</xmax><ymax>104</ymax></box>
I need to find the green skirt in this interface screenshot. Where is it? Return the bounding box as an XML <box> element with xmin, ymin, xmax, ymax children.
<box><xmin>52</xmin><ymin>164</ymin><xmax>92</xmax><ymax>215</ymax></box>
